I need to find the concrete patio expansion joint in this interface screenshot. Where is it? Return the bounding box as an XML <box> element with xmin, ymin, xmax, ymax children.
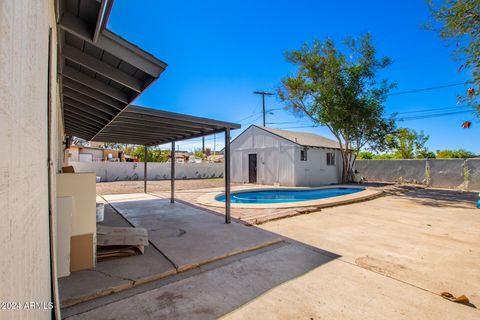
<box><xmin>93</xmin><ymin>269</ymin><xmax>136</xmax><ymax>286</ymax></box>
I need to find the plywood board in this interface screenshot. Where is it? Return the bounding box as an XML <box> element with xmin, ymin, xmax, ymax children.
<box><xmin>71</xmin><ymin>233</ymin><xmax>95</xmax><ymax>272</ymax></box>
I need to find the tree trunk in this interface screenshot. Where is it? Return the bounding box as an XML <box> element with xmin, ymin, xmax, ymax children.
<box><xmin>340</xmin><ymin>149</ymin><xmax>355</xmax><ymax>183</ymax></box>
<box><xmin>340</xmin><ymin>148</ymin><xmax>349</xmax><ymax>183</ymax></box>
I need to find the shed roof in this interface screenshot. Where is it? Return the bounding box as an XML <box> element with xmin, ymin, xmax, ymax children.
<box><xmin>259</xmin><ymin>126</ymin><xmax>340</xmax><ymax>149</ymax></box>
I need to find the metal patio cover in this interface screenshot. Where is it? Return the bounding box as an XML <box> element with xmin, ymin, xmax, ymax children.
<box><xmin>57</xmin><ymin>0</ymin><xmax>239</xmax><ymax>145</ymax></box>
<box><xmin>91</xmin><ymin>105</ymin><xmax>240</xmax><ymax>146</ymax></box>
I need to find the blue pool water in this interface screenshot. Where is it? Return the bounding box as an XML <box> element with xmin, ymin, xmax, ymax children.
<box><xmin>216</xmin><ymin>187</ymin><xmax>364</xmax><ymax>204</ymax></box>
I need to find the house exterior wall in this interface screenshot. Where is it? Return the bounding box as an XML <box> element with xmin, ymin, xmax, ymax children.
<box><xmin>0</xmin><ymin>1</ymin><xmax>61</xmax><ymax>319</ymax></box>
<box><xmin>231</xmin><ymin>126</ymin><xmax>296</xmax><ymax>186</ymax></box>
<box><xmin>69</xmin><ymin>147</ymin><xmax>80</xmax><ymax>162</ymax></box>
<box><xmin>294</xmin><ymin>147</ymin><xmax>342</xmax><ymax>186</ymax></box>
<box><xmin>83</xmin><ymin>148</ymin><xmax>104</xmax><ymax>162</ymax></box>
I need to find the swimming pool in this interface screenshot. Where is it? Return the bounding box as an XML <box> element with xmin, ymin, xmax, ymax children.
<box><xmin>215</xmin><ymin>187</ymin><xmax>364</xmax><ymax>204</ymax></box>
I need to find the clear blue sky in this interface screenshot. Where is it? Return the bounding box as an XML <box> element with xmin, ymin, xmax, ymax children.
<box><xmin>108</xmin><ymin>0</ymin><xmax>477</xmax><ymax>153</ymax></box>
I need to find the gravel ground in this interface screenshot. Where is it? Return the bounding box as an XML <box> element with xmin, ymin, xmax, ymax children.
<box><xmin>96</xmin><ymin>179</ymin><xmax>237</xmax><ymax>195</ymax></box>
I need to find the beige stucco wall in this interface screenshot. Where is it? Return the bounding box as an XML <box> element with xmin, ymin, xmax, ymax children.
<box><xmin>0</xmin><ymin>0</ymin><xmax>61</xmax><ymax>319</ymax></box>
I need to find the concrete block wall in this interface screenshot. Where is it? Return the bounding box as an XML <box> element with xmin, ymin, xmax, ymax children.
<box><xmin>355</xmin><ymin>159</ymin><xmax>480</xmax><ymax>191</ymax></box>
<box><xmin>466</xmin><ymin>159</ymin><xmax>480</xmax><ymax>191</ymax></box>
<box><xmin>71</xmin><ymin>162</ymin><xmax>225</xmax><ymax>182</ymax></box>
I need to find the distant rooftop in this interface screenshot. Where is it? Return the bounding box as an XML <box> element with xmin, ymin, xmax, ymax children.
<box><xmin>260</xmin><ymin>126</ymin><xmax>340</xmax><ymax>149</ymax></box>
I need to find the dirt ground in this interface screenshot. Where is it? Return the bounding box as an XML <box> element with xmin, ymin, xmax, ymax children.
<box><xmin>96</xmin><ymin>178</ymin><xmax>236</xmax><ymax>195</ymax></box>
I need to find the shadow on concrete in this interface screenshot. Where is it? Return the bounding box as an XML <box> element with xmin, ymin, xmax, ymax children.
<box><xmin>61</xmin><ymin>195</ymin><xmax>340</xmax><ymax>319</ymax></box>
<box><xmin>387</xmin><ymin>186</ymin><xmax>477</xmax><ymax>209</ymax></box>
<box><xmin>355</xmin><ymin>182</ymin><xmax>477</xmax><ymax>209</ymax></box>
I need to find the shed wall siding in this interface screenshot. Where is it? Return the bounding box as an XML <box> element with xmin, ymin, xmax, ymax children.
<box><xmin>294</xmin><ymin>147</ymin><xmax>342</xmax><ymax>186</ymax></box>
<box><xmin>231</xmin><ymin>126</ymin><xmax>296</xmax><ymax>186</ymax></box>
<box><xmin>0</xmin><ymin>1</ymin><xmax>60</xmax><ymax>319</ymax></box>
<box><xmin>231</xmin><ymin>126</ymin><xmax>342</xmax><ymax>186</ymax></box>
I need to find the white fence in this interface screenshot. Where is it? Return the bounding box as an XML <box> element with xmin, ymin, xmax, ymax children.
<box><xmin>71</xmin><ymin>161</ymin><xmax>224</xmax><ymax>182</ymax></box>
<box><xmin>355</xmin><ymin>159</ymin><xmax>480</xmax><ymax>191</ymax></box>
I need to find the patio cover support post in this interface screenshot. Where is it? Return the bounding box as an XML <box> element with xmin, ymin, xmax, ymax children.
<box><xmin>171</xmin><ymin>141</ymin><xmax>175</xmax><ymax>203</ymax></box>
<box><xmin>225</xmin><ymin>128</ymin><xmax>231</xmax><ymax>224</ymax></box>
<box><xmin>144</xmin><ymin>145</ymin><xmax>148</xmax><ymax>193</ymax></box>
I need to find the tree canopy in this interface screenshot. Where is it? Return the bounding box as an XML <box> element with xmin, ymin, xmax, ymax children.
<box><xmin>386</xmin><ymin>128</ymin><xmax>430</xmax><ymax>159</ymax></box>
<box><xmin>426</xmin><ymin>0</ymin><xmax>480</xmax><ymax>113</ymax></box>
<box><xmin>436</xmin><ymin>148</ymin><xmax>476</xmax><ymax>158</ymax></box>
<box><xmin>357</xmin><ymin>147</ymin><xmax>475</xmax><ymax>159</ymax></box>
<box><xmin>130</xmin><ymin>146</ymin><xmax>171</xmax><ymax>162</ymax></box>
<box><xmin>278</xmin><ymin>34</ymin><xmax>396</xmax><ymax>182</ymax></box>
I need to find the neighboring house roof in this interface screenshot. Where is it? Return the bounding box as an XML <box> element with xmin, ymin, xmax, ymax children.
<box><xmin>253</xmin><ymin>125</ymin><xmax>340</xmax><ymax>149</ymax></box>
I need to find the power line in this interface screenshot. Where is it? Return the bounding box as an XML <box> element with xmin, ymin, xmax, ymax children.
<box><xmin>397</xmin><ymin>110</ymin><xmax>473</xmax><ymax>121</ymax></box>
<box><xmin>267</xmin><ymin>120</ymin><xmax>313</xmax><ymax>125</ymax></box>
<box><xmin>391</xmin><ymin>106</ymin><xmax>459</xmax><ymax>115</ymax></box>
<box><xmin>239</xmin><ymin>108</ymin><xmax>284</xmax><ymax>126</ymax></box>
<box><xmin>241</xmin><ymin>113</ymin><xmax>263</xmax><ymax>125</ymax></box>
<box><xmin>271</xmin><ymin>109</ymin><xmax>474</xmax><ymax>128</ymax></box>
<box><xmin>236</xmin><ymin>101</ymin><xmax>261</xmax><ymax>123</ymax></box>
<box><xmin>388</xmin><ymin>82</ymin><xmax>467</xmax><ymax>96</ymax></box>
<box><xmin>273</xmin><ymin>125</ymin><xmax>319</xmax><ymax>130</ymax></box>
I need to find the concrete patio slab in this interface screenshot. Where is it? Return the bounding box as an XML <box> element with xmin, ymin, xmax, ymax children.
<box><xmin>102</xmin><ymin>193</ymin><xmax>283</xmax><ymax>271</ymax></box>
<box><xmin>65</xmin><ymin>242</ymin><xmax>478</xmax><ymax>320</ymax></box>
<box><xmin>63</xmin><ymin>185</ymin><xmax>480</xmax><ymax>319</ymax></box>
<box><xmin>260</xmin><ymin>187</ymin><xmax>480</xmax><ymax>307</ymax></box>
<box><xmin>59</xmin><ymin>269</ymin><xmax>132</xmax><ymax>309</ymax></box>
<box><xmin>59</xmin><ymin>205</ymin><xmax>176</xmax><ymax>308</ymax></box>
<box><xmin>63</xmin><ymin>243</ymin><xmax>333</xmax><ymax>319</ymax></box>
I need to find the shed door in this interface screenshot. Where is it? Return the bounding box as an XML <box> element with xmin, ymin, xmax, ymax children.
<box><xmin>248</xmin><ymin>154</ymin><xmax>257</xmax><ymax>184</ymax></box>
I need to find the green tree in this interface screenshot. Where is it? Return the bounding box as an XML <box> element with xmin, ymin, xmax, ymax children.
<box><xmin>373</xmin><ymin>153</ymin><xmax>396</xmax><ymax>159</ymax></box>
<box><xmin>417</xmin><ymin>149</ymin><xmax>437</xmax><ymax>159</ymax></box>
<box><xmin>387</xmin><ymin>128</ymin><xmax>431</xmax><ymax>159</ymax></box>
<box><xmin>194</xmin><ymin>149</ymin><xmax>205</xmax><ymax>159</ymax></box>
<box><xmin>131</xmin><ymin>146</ymin><xmax>171</xmax><ymax>162</ymax></box>
<box><xmin>278</xmin><ymin>34</ymin><xmax>396</xmax><ymax>182</ymax></box>
<box><xmin>357</xmin><ymin>151</ymin><xmax>375</xmax><ymax>159</ymax></box>
<box><xmin>436</xmin><ymin>148</ymin><xmax>476</xmax><ymax>158</ymax></box>
<box><xmin>426</xmin><ymin>0</ymin><xmax>480</xmax><ymax>112</ymax></box>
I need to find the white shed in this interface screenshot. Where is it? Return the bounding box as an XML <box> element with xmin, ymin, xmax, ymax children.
<box><xmin>231</xmin><ymin>125</ymin><xmax>343</xmax><ymax>186</ymax></box>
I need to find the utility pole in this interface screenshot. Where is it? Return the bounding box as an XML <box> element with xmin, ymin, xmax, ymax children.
<box><xmin>254</xmin><ymin>91</ymin><xmax>273</xmax><ymax>127</ymax></box>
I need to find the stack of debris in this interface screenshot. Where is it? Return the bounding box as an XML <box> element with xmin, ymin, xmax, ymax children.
<box><xmin>97</xmin><ymin>225</ymin><xmax>149</xmax><ymax>261</ymax></box>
